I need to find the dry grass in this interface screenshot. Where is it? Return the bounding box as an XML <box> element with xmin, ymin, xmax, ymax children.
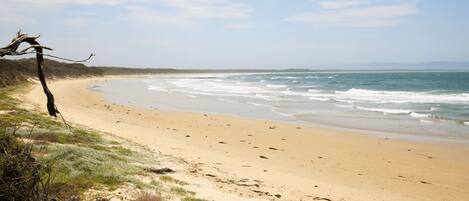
<box><xmin>1</xmin><ymin>83</ymin><xmax>205</xmax><ymax>201</ymax></box>
<box><xmin>133</xmin><ymin>192</ymin><xmax>163</xmax><ymax>201</ymax></box>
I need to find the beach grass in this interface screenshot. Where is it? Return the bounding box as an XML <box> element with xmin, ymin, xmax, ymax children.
<box><xmin>0</xmin><ymin>85</ymin><xmax>137</xmax><ymax>199</ymax></box>
<box><xmin>181</xmin><ymin>197</ymin><xmax>209</xmax><ymax>201</ymax></box>
<box><xmin>159</xmin><ymin>175</ymin><xmax>189</xmax><ymax>186</ymax></box>
<box><xmin>0</xmin><ymin>83</ymin><xmax>207</xmax><ymax>200</ymax></box>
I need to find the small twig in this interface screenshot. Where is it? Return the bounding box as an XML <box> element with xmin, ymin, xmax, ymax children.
<box><xmin>41</xmin><ymin>52</ymin><xmax>95</xmax><ymax>63</ymax></box>
<box><xmin>11</xmin><ymin>50</ymin><xmax>95</xmax><ymax>63</ymax></box>
<box><xmin>20</xmin><ymin>45</ymin><xmax>53</xmax><ymax>52</ymax></box>
<box><xmin>57</xmin><ymin>110</ymin><xmax>73</xmax><ymax>131</ymax></box>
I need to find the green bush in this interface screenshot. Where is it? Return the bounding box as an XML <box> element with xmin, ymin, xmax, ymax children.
<box><xmin>0</xmin><ymin>132</ymin><xmax>53</xmax><ymax>201</ymax></box>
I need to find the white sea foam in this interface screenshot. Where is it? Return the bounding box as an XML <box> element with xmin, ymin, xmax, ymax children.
<box><xmin>355</xmin><ymin>106</ymin><xmax>412</xmax><ymax>115</ymax></box>
<box><xmin>282</xmin><ymin>90</ymin><xmax>311</xmax><ymax>97</ymax></box>
<box><xmin>335</xmin><ymin>99</ymin><xmax>356</xmax><ymax>103</ymax></box>
<box><xmin>420</xmin><ymin>119</ymin><xmax>434</xmax><ymax>124</ymax></box>
<box><xmin>335</xmin><ymin>104</ymin><xmax>354</xmax><ymax>108</ymax></box>
<box><xmin>307</xmin><ymin>89</ymin><xmax>322</xmax><ymax>93</ymax></box>
<box><xmin>410</xmin><ymin>112</ymin><xmax>431</xmax><ymax>118</ymax></box>
<box><xmin>281</xmin><ymin>90</ymin><xmax>330</xmax><ymax>101</ymax></box>
<box><xmin>146</xmin><ymin>77</ymin><xmax>468</xmax><ymax>129</ymax></box>
<box><xmin>270</xmin><ymin>108</ymin><xmax>293</xmax><ymax>117</ymax></box>
<box><xmin>296</xmin><ymin>85</ymin><xmax>319</xmax><ymax>89</ymax></box>
<box><xmin>335</xmin><ymin>88</ymin><xmax>469</xmax><ymax>104</ymax></box>
<box><xmin>169</xmin><ymin>79</ymin><xmax>269</xmax><ymax>96</ymax></box>
<box><xmin>247</xmin><ymin>102</ymin><xmax>269</xmax><ymax>107</ymax></box>
<box><xmin>309</xmin><ymin>97</ymin><xmax>331</xmax><ymax>101</ymax></box>
<box><xmin>254</xmin><ymin>93</ymin><xmax>273</xmax><ymax>100</ymax></box>
<box><xmin>148</xmin><ymin>85</ymin><xmax>169</xmax><ymax>92</ymax></box>
<box><xmin>266</xmin><ymin>84</ymin><xmax>287</xmax><ymax>88</ymax></box>
<box><xmin>271</xmin><ymin>76</ymin><xmax>299</xmax><ymax>80</ymax></box>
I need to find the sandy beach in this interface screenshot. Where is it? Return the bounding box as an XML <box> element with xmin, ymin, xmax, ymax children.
<box><xmin>24</xmin><ymin>76</ymin><xmax>469</xmax><ymax>201</ymax></box>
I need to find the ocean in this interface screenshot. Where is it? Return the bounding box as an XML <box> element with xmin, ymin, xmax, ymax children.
<box><xmin>94</xmin><ymin>71</ymin><xmax>469</xmax><ymax>141</ymax></box>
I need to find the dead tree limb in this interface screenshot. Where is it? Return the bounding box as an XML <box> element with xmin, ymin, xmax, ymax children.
<box><xmin>0</xmin><ymin>30</ymin><xmax>94</xmax><ymax>117</ymax></box>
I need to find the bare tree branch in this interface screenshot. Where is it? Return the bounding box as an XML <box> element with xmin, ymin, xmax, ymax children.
<box><xmin>0</xmin><ymin>30</ymin><xmax>94</xmax><ymax>118</ymax></box>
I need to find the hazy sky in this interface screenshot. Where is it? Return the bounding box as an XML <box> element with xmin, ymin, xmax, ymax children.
<box><xmin>0</xmin><ymin>0</ymin><xmax>468</xmax><ymax>68</ymax></box>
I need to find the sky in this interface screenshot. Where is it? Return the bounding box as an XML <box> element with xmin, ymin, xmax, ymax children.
<box><xmin>0</xmin><ymin>0</ymin><xmax>468</xmax><ymax>69</ymax></box>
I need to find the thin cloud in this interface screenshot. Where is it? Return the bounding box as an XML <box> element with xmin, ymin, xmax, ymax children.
<box><xmin>10</xmin><ymin>0</ymin><xmax>126</xmax><ymax>6</ymax></box>
<box><xmin>165</xmin><ymin>0</ymin><xmax>251</xmax><ymax>19</ymax></box>
<box><xmin>125</xmin><ymin>5</ymin><xmax>188</xmax><ymax>25</ymax></box>
<box><xmin>286</xmin><ymin>1</ymin><xmax>418</xmax><ymax>27</ymax></box>
<box><xmin>0</xmin><ymin>0</ymin><xmax>252</xmax><ymax>26</ymax></box>
<box><xmin>125</xmin><ymin>0</ymin><xmax>252</xmax><ymax>25</ymax></box>
<box><xmin>316</xmin><ymin>0</ymin><xmax>368</xmax><ymax>9</ymax></box>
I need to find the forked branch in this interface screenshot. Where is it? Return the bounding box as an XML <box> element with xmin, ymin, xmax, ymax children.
<box><xmin>0</xmin><ymin>30</ymin><xmax>94</xmax><ymax>117</ymax></box>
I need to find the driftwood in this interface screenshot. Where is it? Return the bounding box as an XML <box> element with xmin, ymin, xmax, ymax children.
<box><xmin>0</xmin><ymin>30</ymin><xmax>94</xmax><ymax>117</ymax></box>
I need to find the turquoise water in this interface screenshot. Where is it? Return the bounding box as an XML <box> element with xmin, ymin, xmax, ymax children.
<box><xmin>229</xmin><ymin>71</ymin><xmax>469</xmax><ymax>123</ymax></box>
<box><xmin>96</xmin><ymin>71</ymin><xmax>469</xmax><ymax>141</ymax></box>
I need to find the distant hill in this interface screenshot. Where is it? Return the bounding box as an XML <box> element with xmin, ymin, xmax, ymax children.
<box><xmin>0</xmin><ymin>58</ymin><xmax>307</xmax><ymax>87</ymax></box>
<box><xmin>316</xmin><ymin>61</ymin><xmax>469</xmax><ymax>70</ymax></box>
<box><xmin>3</xmin><ymin>58</ymin><xmax>467</xmax><ymax>87</ymax></box>
<box><xmin>0</xmin><ymin>58</ymin><xmax>103</xmax><ymax>87</ymax></box>
<box><xmin>93</xmin><ymin>66</ymin><xmax>308</xmax><ymax>75</ymax></box>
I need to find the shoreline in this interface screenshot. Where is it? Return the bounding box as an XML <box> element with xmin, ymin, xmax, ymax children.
<box><xmin>25</xmin><ymin>76</ymin><xmax>469</xmax><ymax>201</ymax></box>
<box><xmin>95</xmin><ymin>73</ymin><xmax>469</xmax><ymax>144</ymax></box>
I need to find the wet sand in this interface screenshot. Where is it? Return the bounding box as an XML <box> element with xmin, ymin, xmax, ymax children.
<box><xmin>25</xmin><ymin>76</ymin><xmax>469</xmax><ymax>201</ymax></box>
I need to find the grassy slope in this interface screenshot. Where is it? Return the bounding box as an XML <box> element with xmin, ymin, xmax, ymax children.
<box><xmin>0</xmin><ymin>59</ymin><xmax>207</xmax><ymax>200</ymax></box>
<box><xmin>1</xmin><ymin>57</ymin><xmax>310</xmax><ymax>87</ymax></box>
<box><xmin>0</xmin><ymin>58</ymin><xmax>103</xmax><ymax>87</ymax></box>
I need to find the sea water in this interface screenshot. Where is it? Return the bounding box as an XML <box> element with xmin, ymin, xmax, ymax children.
<box><xmin>95</xmin><ymin>71</ymin><xmax>469</xmax><ymax>141</ymax></box>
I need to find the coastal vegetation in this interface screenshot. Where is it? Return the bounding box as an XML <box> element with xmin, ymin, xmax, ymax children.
<box><xmin>0</xmin><ymin>59</ymin><xmax>208</xmax><ymax>201</ymax></box>
<box><xmin>0</xmin><ymin>58</ymin><xmax>102</xmax><ymax>87</ymax></box>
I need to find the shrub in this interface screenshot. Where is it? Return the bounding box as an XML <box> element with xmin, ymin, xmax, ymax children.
<box><xmin>0</xmin><ymin>132</ymin><xmax>53</xmax><ymax>201</ymax></box>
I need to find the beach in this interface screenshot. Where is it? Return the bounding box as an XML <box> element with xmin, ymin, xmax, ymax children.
<box><xmin>24</xmin><ymin>76</ymin><xmax>469</xmax><ymax>201</ymax></box>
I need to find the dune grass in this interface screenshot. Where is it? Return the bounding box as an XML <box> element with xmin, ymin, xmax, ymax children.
<box><xmin>181</xmin><ymin>197</ymin><xmax>209</xmax><ymax>201</ymax></box>
<box><xmin>0</xmin><ymin>84</ymin><xmax>210</xmax><ymax>201</ymax></box>
<box><xmin>0</xmin><ymin>84</ymin><xmax>142</xmax><ymax>199</ymax></box>
<box><xmin>159</xmin><ymin>175</ymin><xmax>189</xmax><ymax>186</ymax></box>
